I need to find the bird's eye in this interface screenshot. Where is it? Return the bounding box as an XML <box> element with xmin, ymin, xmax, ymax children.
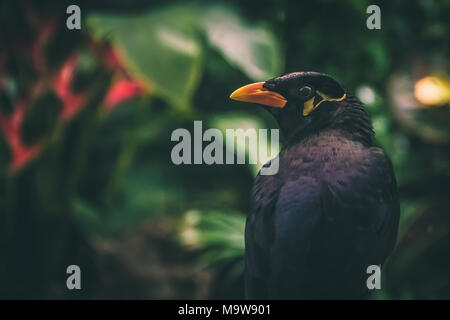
<box><xmin>299</xmin><ymin>86</ymin><xmax>313</xmax><ymax>98</ymax></box>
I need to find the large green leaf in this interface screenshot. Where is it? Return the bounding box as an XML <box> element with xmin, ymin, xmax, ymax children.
<box><xmin>87</xmin><ymin>4</ymin><xmax>283</xmax><ymax>109</ymax></box>
<box><xmin>200</xmin><ymin>5</ymin><xmax>283</xmax><ymax>81</ymax></box>
<box><xmin>87</xmin><ymin>6</ymin><xmax>202</xmax><ymax>109</ymax></box>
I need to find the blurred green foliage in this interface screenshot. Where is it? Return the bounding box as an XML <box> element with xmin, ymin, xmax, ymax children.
<box><xmin>0</xmin><ymin>0</ymin><xmax>449</xmax><ymax>299</ymax></box>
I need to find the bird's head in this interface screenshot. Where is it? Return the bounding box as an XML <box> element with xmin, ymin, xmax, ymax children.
<box><xmin>230</xmin><ymin>72</ymin><xmax>348</xmax><ymax>137</ymax></box>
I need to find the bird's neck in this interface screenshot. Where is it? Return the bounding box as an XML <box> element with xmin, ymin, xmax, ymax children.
<box><xmin>285</xmin><ymin>95</ymin><xmax>375</xmax><ymax>147</ymax></box>
<box><xmin>329</xmin><ymin>95</ymin><xmax>375</xmax><ymax>146</ymax></box>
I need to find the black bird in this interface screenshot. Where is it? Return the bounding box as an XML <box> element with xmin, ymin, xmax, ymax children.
<box><xmin>230</xmin><ymin>72</ymin><xmax>400</xmax><ymax>299</ymax></box>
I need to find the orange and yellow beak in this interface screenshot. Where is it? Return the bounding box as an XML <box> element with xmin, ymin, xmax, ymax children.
<box><xmin>229</xmin><ymin>82</ymin><xmax>287</xmax><ymax>108</ymax></box>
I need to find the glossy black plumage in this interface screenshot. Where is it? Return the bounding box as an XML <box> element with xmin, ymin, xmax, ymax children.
<box><xmin>242</xmin><ymin>73</ymin><xmax>400</xmax><ymax>299</ymax></box>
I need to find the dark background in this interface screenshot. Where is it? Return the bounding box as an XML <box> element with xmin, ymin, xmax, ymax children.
<box><xmin>0</xmin><ymin>0</ymin><xmax>449</xmax><ymax>299</ymax></box>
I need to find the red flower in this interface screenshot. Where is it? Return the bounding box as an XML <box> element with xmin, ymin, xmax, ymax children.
<box><xmin>103</xmin><ymin>47</ymin><xmax>123</xmax><ymax>70</ymax></box>
<box><xmin>9</xmin><ymin>142</ymin><xmax>43</xmax><ymax>174</ymax></box>
<box><xmin>53</xmin><ymin>54</ymin><xmax>87</xmax><ymax>121</ymax></box>
<box><xmin>0</xmin><ymin>102</ymin><xmax>43</xmax><ymax>174</ymax></box>
<box><xmin>31</xmin><ymin>18</ymin><xmax>58</xmax><ymax>73</ymax></box>
<box><xmin>102</xmin><ymin>79</ymin><xmax>146</xmax><ymax>112</ymax></box>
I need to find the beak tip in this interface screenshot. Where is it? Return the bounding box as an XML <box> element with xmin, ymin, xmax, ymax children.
<box><xmin>229</xmin><ymin>90</ymin><xmax>240</xmax><ymax>101</ymax></box>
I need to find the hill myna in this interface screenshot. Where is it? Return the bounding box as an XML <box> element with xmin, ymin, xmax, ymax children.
<box><xmin>230</xmin><ymin>72</ymin><xmax>400</xmax><ymax>299</ymax></box>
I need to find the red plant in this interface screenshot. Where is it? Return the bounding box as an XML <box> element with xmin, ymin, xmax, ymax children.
<box><xmin>0</xmin><ymin>101</ymin><xmax>43</xmax><ymax>174</ymax></box>
<box><xmin>53</xmin><ymin>54</ymin><xmax>88</xmax><ymax>121</ymax></box>
<box><xmin>1</xmin><ymin>17</ymin><xmax>149</xmax><ymax>175</ymax></box>
<box><xmin>103</xmin><ymin>79</ymin><xmax>146</xmax><ymax>112</ymax></box>
<box><xmin>30</xmin><ymin>18</ymin><xmax>58</xmax><ymax>73</ymax></box>
<box><xmin>103</xmin><ymin>46</ymin><xmax>123</xmax><ymax>71</ymax></box>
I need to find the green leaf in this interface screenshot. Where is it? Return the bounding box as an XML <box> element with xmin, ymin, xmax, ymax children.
<box><xmin>179</xmin><ymin>209</ymin><xmax>246</xmax><ymax>281</ymax></box>
<box><xmin>200</xmin><ymin>5</ymin><xmax>283</xmax><ymax>81</ymax></box>
<box><xmin>179</xmin><ymin>209</ymin><xmax>245</xmax><ymax>253</ymax></box>
<box><xmin>209</xmin><ymin>112</ymin><xmax>280</xmax><ymax>176</ymax></box>
<box><xmin>87</xmin><ymin>6</ymin><xmax>202</xmax><ymax>109</ymax></box>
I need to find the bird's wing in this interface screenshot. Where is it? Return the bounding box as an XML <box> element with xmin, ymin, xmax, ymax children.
<box><xmin>244</xmin><ymin>171</ymin><xmax>279</xmax><ymax>299</ymax></box>
<box><xmin>246</xmin><ymin>148</ymin><xmax>399</xmax><ymax>299</ymax></box>
<box><xmin>245</xmin><ymin>173</ymin><xmax>324</xmax><ymax>299</ymax></box>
